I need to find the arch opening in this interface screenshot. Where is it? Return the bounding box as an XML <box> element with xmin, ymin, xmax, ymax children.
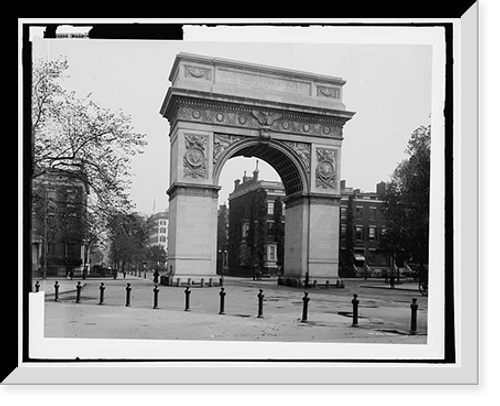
<box><xmin>214</xmin><ymin>138</ymin><xmax>309</xmax><ymax>198</ymax></box>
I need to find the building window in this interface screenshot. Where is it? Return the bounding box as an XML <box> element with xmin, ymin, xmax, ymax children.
<box><xmin>355</xmin><ymin>207</ymin><xmax>364</xmax><ymax>220</ymax></box>
<box><xmin>355</xmin><ymin>226</ymin><xmax>363</xmax><ymax>241</ymax></box>
<box><xmin>159</xmin><ymin>227</ymin><xmax>167</xmax><ymax>234</ymax></box>
<box><xmin>341</xmin><ymin>225</ymin><xmax>347</xmax><ymax>240</ymax></box>
<box><xmin>340</xmin><ymin>206</ymin><xmax>347</xmax><ymax>219</ymax></box>
<box><xmin>242</xmin><ymin>222</ymin><xmax>249</xmax><ymax>239</ymax></box>
<box><xmin>159</xmin><ymin>236</ymin><xmax>166</xmax><ymax>243</ymax></box>
<box><xmin>368</xmin><ymin>226</ymin><xmax>376</xmax><ymax>241</ymax></box>
<box><xmin>369</xmin><ymin>208</ymin><xmax>376</xmax><ymax>221</ymax></box>
<box><xmin>48</xmin><ymin>243</ymin><xmax>56</xmax><ymax>255</ymax></box>
<box><xmin>159</xmin><ymin>220</ymin><xmax>167</xmax><ymax>226</ymax></box>
<box><xmin>267</xmin><ymin>201</ymin><xmax>274</xmax><ymax>215</ymax></box>
<box><xmin>267</xmin><ymin>245</ymin><xmax>276</xmax><ymax>261</ymax></box>
<box><xmin>267</xmin><ymin>221</ymin><xmax>275</xmax><ymax>236</ymax></box>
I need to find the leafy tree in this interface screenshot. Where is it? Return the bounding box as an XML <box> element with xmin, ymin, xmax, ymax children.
<box><xmin>273</xmin><ymin>197</ymin><xmax>285</xmax><ymax>270</ymax></box>
<box><xmin>341</xmin><ymin>194</ymin><xmax>356</xmax><ymax>276</ymax></box>
<box><xmin>253</xmin><ymin>190</ymin><xmax>267</xmax><ymax>270</ymax></box>
<box><xmin>380</xmin><ymin>125</ymin><xmax>431</xmax><ymax>272</ymax></box>
<box><xmin>245</xmin><ymin>190</ymin><xmax>267</xmax><ymax>270</ymax></box>
<box><xmin>147</xmin><ymin>245</ymin><xmax>167</xmax><ymax>269</ymax></box>
<box><xmin>31</xmin><ymin>56</ymin><xmax>147</xmax><ymax>279</ymax></box>
<box><xmin>108</xmin><ymin>213</ymin><xmax>149</xmax><ymax>273</ymax></box>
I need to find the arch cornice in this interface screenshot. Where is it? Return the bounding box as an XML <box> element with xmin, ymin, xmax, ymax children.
<box><xmin>161</xmin><ymin>89</ymin><xmax>354</xmax><ymax>140</ymax></box>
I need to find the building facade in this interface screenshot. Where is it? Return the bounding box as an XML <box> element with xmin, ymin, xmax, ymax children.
<box><xmin>226</xmin><ymin>173</ymin><xmax>389</xmax><ymax>278</ymax></box>
<box><xmin>338</xmin><ymin>180</ymin><xmax>390</xmax><ymax>277</ymax></box>
<box><xmin>147</xmin><ymin>211</ymin><xmax>169</xmax><ymax>253</ymax></box>
<box><xmin>31</xmin><ymin>170</ymin><xmax>89</xmax><ymax>277</ymax></box>
<box><xmin>227</xmin><ymin>166</ymin><xmax>285</xmax><ymax>277</ymax></box>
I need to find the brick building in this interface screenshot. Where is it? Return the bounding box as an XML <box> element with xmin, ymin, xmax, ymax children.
<box><xmin>31</xmin><ymin>169</ymin><xmax>89</xmax><ymax>277</ymax></box>
<box><xmin>338</xmin><ymin>180</ymin><xmax>390</xmax><ymax>277</ymax></box>
<box><xmin>226</xmin><ymin>165</ymin><xmax>285</xmax><ymax>277</ymax></box>
<box><xmin>225</xmin><ymin>171</ymin><xmax>389</xmax><ymax>278</ymax></box>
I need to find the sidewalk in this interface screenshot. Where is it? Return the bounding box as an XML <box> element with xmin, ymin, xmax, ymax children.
<box><xmin>34</xmin><ymin>277</ymin><xmax>141</xmax><ymax>296</ymax></box>
<box><xmin>358</xmin><ymin>280</ymin><xmax>421</xmax><ymax>292</ymax></box>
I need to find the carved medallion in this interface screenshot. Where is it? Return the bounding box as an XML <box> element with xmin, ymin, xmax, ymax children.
<box><xmin>315</xmin><ymin>148</ymin><xmax>337</xmax><ymax>189</ymax></box>
<box><xmin>184</xmin><ymin>134</ymin><xmax>207</xmax><ymax>179</ymax></box>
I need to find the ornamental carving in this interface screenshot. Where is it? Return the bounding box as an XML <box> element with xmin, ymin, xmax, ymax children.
<box><xmin>315</xmin><ymin>148</ymin><xmax>337</xmax><ymax>189</ymax></box>
<box><xmin>183</xmin><ymin>134</ymin><xmax>207</xmax><ymax>179</ymax></box>
<box><xmin>317</xmin><ymin>85</ymin><xmax>340</xmax><ymax>99</ymax></box>
<box><xmin>184</xmin><ymin>65</ymin><xmax>211</xmax><ymax>80</ymax></box>
<box><xmin>213</xmin><ymin>133</ymin><xmax>245</xmax><ymax>166</ymax></box>
<box><xmin>175</xmin><ymin>104</ymin><xmax>344</xmax><ymax>138</ymax></box>
<box><xmin>283</xmin><ymin>141</ymin><xmax>311</xmax><ymax>175</ymax></box>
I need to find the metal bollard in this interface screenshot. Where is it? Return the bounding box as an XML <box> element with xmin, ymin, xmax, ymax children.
<box><xmin>35</xmin><ymin>281</ymin><xmax>40</xmax><ymax>292</ymax></box>
<box><xmin>187</xmin><ymin>277</ymin><xmax>192</xmax><ymax>287</ymax></box>
<box><xmin>301</xmin><ymin>291</ymin><xmax>310</xmax><ymax>323</ymax></box>
<box><xmin>209</xmin><ymin>278</ymin><xmax>213</xmax><ymax>287</ymax></box>
<box><xmin>54</xmin><ymin>281</ymin><xmax>60</xmax><ymax>302</ymax></box>
<box><xmin>410</xmin><ymin>298</ymin><xmax>418</xmax><ymax>335</ymax></box>
<box><xmin>184</xmin><ymin>287</ymin><xmax>191</xmax><ymax>311</ymax></box>
<box><xmin>200</xmin><ymin>278</ymin><xmax>205</xmax><ymax>288</ymax></box>
<box><xmin>99</xmin><ymin>282</ymin><xmax>105</xmax><ymax>305</ymax></box>
<box><xmin>76</xmin><ymin>281</ymin><xmax>82</xmax><ymax>303</ymax></box>
<box><xmin>351</xmin><ymin>293</ymin><xmax>359</xmax><ymax>327</ymax></box>
<box><xmin>125</xmin><ymin>283</ymin><xmax>132</xmax><ymax>307</ymax></box>
<box><xmin>257</xmin><ymin>289</ymin><xmax>264</xmax><ymax>318</ymax></box>
<box><xmin>177</xmin><ymin>277</ymin><xmax>181</xmax><ymax>287</ymax></box>
<box><xmin>313</xmin><ymin>279</ymin><xmax>318</xmax><ymax>289</ymax></box>
<box><xmin>219</xmin><ymin>287</ymin><xmax>226</xmax><ymax>315</ymax></box>
<box><xmin>325</xmin><ymin>280</ymin><xmax>330</xmax><ymax>289</ymax></box>
<box><xmin>153</xmin><ymin>285</ymin><xmax>159</xmax><ymax>309</ymax></box>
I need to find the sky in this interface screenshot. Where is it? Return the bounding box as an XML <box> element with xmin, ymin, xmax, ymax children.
<box><xmin>32</xmin><ymin>31</ymin><xmax>432</xmax><ymax>214</ymax></box>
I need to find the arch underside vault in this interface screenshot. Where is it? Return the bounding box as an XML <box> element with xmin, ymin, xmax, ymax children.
<box><xmin>160</xmin><ymin>53</ymin><xmax>355</xmax><ymax>283</ymax></box>
<box><xmin>219</xmin><ymin>141</ymin><xmax>306</xmax><ymax>197</ymax></box>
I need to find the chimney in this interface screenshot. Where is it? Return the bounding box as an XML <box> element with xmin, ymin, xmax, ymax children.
<box><xmin>253</xmin><ymin>160</ymin><xmax>259</xmax><ymax>180</ymax></box>
<box><xmin>234</xmin><ymin>179</ymin><xmax>241</xmax><ymax>189</ymax></box>
<box><xmin>376</xmin><ymin>181</ymin><xmax>386</xmax><ymax>197</ymax></box>
<box><xmin>340</xmin><ymin>180</ymin><xmax>346</xmax><ymax>191</ymax></box>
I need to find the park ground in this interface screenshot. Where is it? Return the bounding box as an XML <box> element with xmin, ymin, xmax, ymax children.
<box><xmin>40</xmin><ymin>274</ymin><xmax>427</xmax><ymax>344</ymax></box>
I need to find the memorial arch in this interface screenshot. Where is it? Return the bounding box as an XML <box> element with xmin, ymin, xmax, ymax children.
<box><xmin>160</xmin><ymin>53</ymin><xmax>355</xmax><ymax>283</ymax></box>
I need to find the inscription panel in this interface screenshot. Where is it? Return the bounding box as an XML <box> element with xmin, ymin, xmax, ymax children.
<box><xmin>217</xmin><ymin>68</ymin><xmax>311</xmax><ymax>96</ymax></box>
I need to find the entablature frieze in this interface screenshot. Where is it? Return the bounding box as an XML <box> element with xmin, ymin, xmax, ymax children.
<box><xmin>162</xmin><ymin>90</ymin><xmax>354</xmax><ymax>140</ymax></box>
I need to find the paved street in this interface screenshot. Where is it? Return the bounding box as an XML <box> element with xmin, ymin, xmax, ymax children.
<box><xmin>42</xmin><ymin>276</ymin><xmax>427</xmax><ymax>343</ymax></box>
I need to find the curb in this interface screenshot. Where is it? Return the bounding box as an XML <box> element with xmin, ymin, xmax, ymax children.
<box><xmin>359</xmin><ymin>285</ymin><xmax>420</xmax><ymax>292</ymax></box>
<box><xmin>44</xmin><ymin>282</ymin><xmax>87</xmax><ymax>298</ymax></box>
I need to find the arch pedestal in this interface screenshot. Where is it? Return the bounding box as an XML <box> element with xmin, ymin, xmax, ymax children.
<box><xmin>160</xmin><ymin>53</ymin><xmax>355</xmax><ymax>284</ymax></box>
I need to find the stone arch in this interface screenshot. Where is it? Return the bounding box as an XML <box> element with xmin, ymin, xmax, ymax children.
<box><xmin>213</xmin><ymin>137</ymin><xmax>310</xmax><ymax>197</ymax></box>
<box><xmin>160</xmin><ymin>53</ymin><xmax>355</xmax><ymax>284</ymax></box>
